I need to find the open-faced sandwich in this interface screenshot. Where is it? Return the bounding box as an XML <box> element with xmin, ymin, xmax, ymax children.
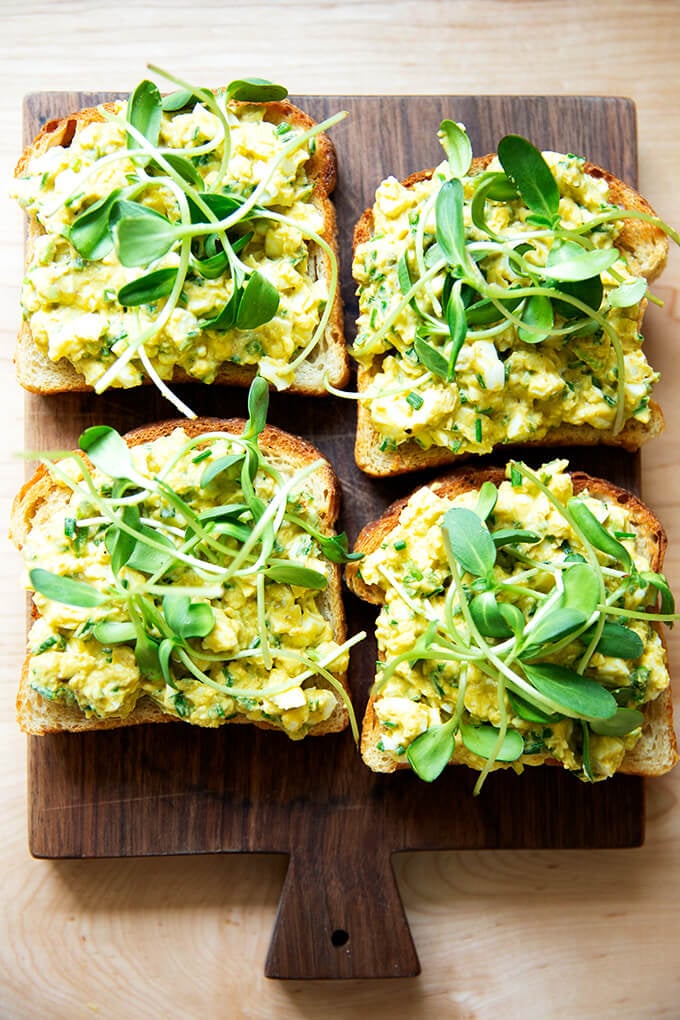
<box><xmin>10</xmin><ymin>379</ymin><xmax>361</xmax><ymax>737</ymax></box>
<box><xmin>11</xmin><ymin>68</ymin><xmax>348</xmax><ymax>415</ymax></box>
<box><xmin>351</xmin><ymin>123</ymin><xmax>679</xmax><ymax>476</ymax></box>
<box><xmin>346</xmin><ymin>460</ymin><xmax>677</xmax><ymax>790</ymax></box>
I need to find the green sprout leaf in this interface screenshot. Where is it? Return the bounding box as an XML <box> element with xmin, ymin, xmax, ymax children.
<box><xmin>460</xmin><ymin>722</ymin><xmax>524</xmax><ymax>762</ymax></box>
<box><xmin>465</xmin><ymin>291</ymin><xmax>522</xmax><ymax>326</ymax></box>
<box><xmin>491</xmin><ymin>528</ymin><xmax>541</xmax><ymax>548</ymax></box>
<box><xmin>437</xmin><ymin>120</ymin><xmax>472</xmax><ymax>178</ymax></box>
<box><xmin>414</xmin><ymin>335</ymin><xmax>449</xmax><ymax>380</ymax></box>
<box><xmin>152</xmin><ymin>152</ymin><xmax>203</xmax><ymax>186</ymax></box>
<box><xmin>226</xmin><ymin>78</ymin><xmax>288</xmax><ymax>103</ymax></box>
<box><xmin>192</xmin><ymin>250</ymin><xmax>229</xmax><ymax>279</ymax></box>
<box><xmin>161</xmin><ymin>88</ymin><xmax>196</xmax><ymax>112</ymax></box>
<box><xmin>608</xmin><ymin>278</ymin><xmax>647</xmax><ymax>308</ymax></box>
<box><xmin>581</xmin><ymin>621</ymin><xmax>644</xmax><ymax>660</ymax></box>
<box><xmin>518</xmin><ymin>293</ymin><xmax>554</xmax><ymax>344</ymax></box>
<box><xmin>135</xmin><ymin>630</ymin><xmax>161</xmax><ymax>679</ymax></box>
<box><xmin>245</xmin><ymin>375</ymin><xmax>270</xmax><ymax>439</ymax></box>
<box><xmin>117</xmin><ymin>267</ymin><xmax>179</xmax><ymax>307</ymax></box>
<box><xmin>29</xmin><ymin>569</ymin><xmax>108</xmax><ymax>608</ymax></box>
<box><xmin>263</xmin><ymin>562</ymin><xmax>328</xmax><ymax>589</ymax></box>
<box><xmin>525</xmin><ymin>606</ymin><xmax>588</xmax><ymax>650</ymax></box>
<box><xmin>158</xmin><ymin>637</ymin><xmax>177</xmax><ymax>688</ymax></box>
<box><xmin>507</xmin><ymin>689</ymin><xmax>561</xmax><ymax>725</ymax></box>
<box><xmin>201</xmin><ymin>284</ymin><xmax>243</xmax><ymax>331</ymax></box>
<box><xmin>162</xmin><ymin>594</ymin><xmax>215</xmax><ymax>640</ymax></box>
<box><xmin>235</xmin><ymin>271</ymin><xmax>280</xmax><ymax>330</ymax></box>
<box><xmin>470</xmin><ymin>172</ymin><xmax>519</xmax><ymax>238</ymax></box>
<box><xmin>441</xmin><ymin>506</ymin><xmax>497</xmax><ymax>578</ymax></box>
<box><xmin>567</xmin><ymin>498</ymin><xmax>632</xmax><ymax>570</ymax></box>
<box><xmin>522</xmin><ymin>662</ymin><xmax>617</xmax><ymax>720</ymax></box>
<box><xmin>397</xmin><ymin>251</ymin><xmax>413</xmax><ymax>297</ymax></box>
<box><xmin>580</xmin><ymin>720</ymin><xmax>594</xmax><ymax>781</ymax></box>
<box><xmin>552</xmin><ymin>272</ymin><xmax>603</xmax><ymax>319</ymax></box>
<box><xmin>92</xmin><ymin>621</ymin><xmax>137</xmax><ymax>644</ymax></box>
<box><xmin>407</xmin><ymin>718</ymin><xmax>457</xmax><ymax>782</ymax></box>
<box><xmin>470</xmin><ymin>591</ymin><xmax>524</xmax><ymax>638</ymax></box>
<box><xmin>113</xmin><ymin>203</ymin><xmax>178</xmax><ymax>266</ymax></box>
<box><xmin>497</xmin><ymin>135</ymin><xmax>560</xmax><ymax>224</ymax></box>
<box><xmin>127</xmin><ymin>79</ymin><xmax>162</xmax><ymax>165</ymax></box>
<box><xmin>445</xmin><ymin>283</ymin><xmax>467</xmax><ymax>378</ymax></box>
<box><xmin>315</xmin><ymin>532</ymin><xmax>364</xmax><ymax>564</ymax></box>
<box><xmin>69</xmin><ymin>188</ymin><xmax>123</xmax><ymax>261</ymax></box>
<box><xmin>541</xmin><ymin>242</ymin><xmax>619</xmax><ymax>283</ymax></box>
<box><xmin>126</xmin><ymin>525</ymin><xmax>176</xmax><ymax>575</ymax></box>
<box><xmin>79</xmin><ymin>426</ymin><xmax>136</xmax><ymax>480</ymax></box>
<box><xmin>200</xmin><ymin>453</ymin><xmax>244</xmax><ymax>488</ymax></box>
<box><xmin>589</xmin><ymin>707</ymin><xmax>644</xmax><ymax>737</ymax></box>
<box><xmin>640</xmin><ymin>571</ymin><xmax>675</xmax><ymax>616</ymax></box>
<box><xmin>475</xmin><ymin>481</ymin><xmax>498</xmax><ymax>521</ymax></box>
<box><xmin>105</xmin><ymin>505</ymin><xmax>140</xmax><ymax>574</ymax></box>
<box><xmin>188</xmin><ymin>191</ymin><xmax>249</xmax><ymax>223</ymax></box>
<box><xmin>436</xmin><ymin>178</ymin><xmax>467</xmax><ymax>269</ymax></box>
<box><xmin>561</xmin><ymin>561</ymin><xmax>600</xmax><ymax>617</ymax></box>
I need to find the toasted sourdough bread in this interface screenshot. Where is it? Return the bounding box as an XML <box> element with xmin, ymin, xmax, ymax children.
<box><xmin>10</xmin><ymin>417</ymin><xmax>349</xmax><ymax>736</ymax></box>
<box><xmin>353</xmin><ymin>159</ymin><xmax>668</xmax><ymax>477</ymax></box>
<box><xmin>14</xmin><ymin>98</ymin><xmax>348</xmax><ymax>396</ymax></box>
<box><xmin>346</xmin><ymin>465</ymin><xmax>678</xmax><ymax>777</ymax></box>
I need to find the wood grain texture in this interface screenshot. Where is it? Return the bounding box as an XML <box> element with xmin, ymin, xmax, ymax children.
<box><xmin>22</xmin><ymin>93</ymin><xmax>646</xmax><ymax>980</ymax></box>
<box><xmin>1</xmin><ymin>3</ymin><xmax>679</xmax><ymax>1015</ymax></box>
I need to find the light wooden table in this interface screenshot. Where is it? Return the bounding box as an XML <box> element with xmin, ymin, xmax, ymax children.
<box><xmin>1</xmin><ymin>3</ymin><xmax>679</xmax><ymax>1016</ymax></box>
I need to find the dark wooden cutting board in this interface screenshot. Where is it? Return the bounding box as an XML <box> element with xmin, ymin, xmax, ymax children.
<box><xmin>23</xmin><ymin>93</ymin><xmax>644</xmax><ymax>979</ymax></box>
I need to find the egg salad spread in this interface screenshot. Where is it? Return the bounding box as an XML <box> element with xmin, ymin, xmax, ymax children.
<box><xmin>358</xmin><ymin>461</ymin><xmax>671</xmax><ymax>780</ymax></box>
<box><xmin>22</xmin><ymin>425</ymin><xmax>353</xmax><ymax>737</ymax></box>
<box><xmin>353</xmin><ymin>149</ymin><xmax>656</xmax><ymax>456</ymax></box>
<box><xmin>12</xmin><ymin>92</ymin><xmax>332</xmax><ymax>391</ymax></box>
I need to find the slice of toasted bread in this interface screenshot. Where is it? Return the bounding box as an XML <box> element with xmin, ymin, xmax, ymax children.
<box><xmin>10</xmin><ymin>417</ymin><xmax>349</xmax><ymax>736</ymax></box>
<box><xmin>346</xmin><ymin>465</ymin><xmax>678</xmax><ymax>778</ymax></box>
<box><xmin>352</xmin><ymin>157</ymin><xmax>669</xmax><ymax>477</ymax></box>
<box><xmin>14</xmin><ymin>96</ymin><xmax>348</xmax><ymax>397</ymax></box>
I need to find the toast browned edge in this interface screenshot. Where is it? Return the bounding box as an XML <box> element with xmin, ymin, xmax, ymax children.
<box><xmin>14</xmin><ymin>97</ymin><xmax>349</xmax><ymax>396</ymax></box>
<box><xmin>345</xmin><ymin>466</ymin><xmax>678</xmax><ymax>777</ymax></box>
<box><xmin>10</xmin><ymin>417</ymin><xmax>349</xmax><ymax>736</ymax></box>
<box><xmin>352</xmin><ymin>158</ymin><xmax>669</xmax><ymax>477</ymax></box>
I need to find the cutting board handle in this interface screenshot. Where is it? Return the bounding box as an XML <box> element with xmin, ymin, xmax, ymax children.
<box><xmin>265</xmin><ymin>829</ymin><xmax>419</xmax><ymax>979</ymax></box>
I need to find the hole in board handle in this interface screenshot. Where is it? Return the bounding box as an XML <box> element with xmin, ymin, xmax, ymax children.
<box><xmin>331</xmin><ymin>929</ymin><xmax>349</xmax><ymax>948</ymax></box>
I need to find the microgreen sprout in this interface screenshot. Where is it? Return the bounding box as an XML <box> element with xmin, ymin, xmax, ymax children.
<box><xmin>27</xmin><ymin>378</ymin><xmax>361</xmax><ymax>736</ymax></box>
<box><xmin>376</xmin><ymin>463</ymin><xmax>678</xmax><ymax>790</ymax></box>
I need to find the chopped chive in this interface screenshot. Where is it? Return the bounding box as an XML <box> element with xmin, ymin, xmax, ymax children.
<box><xmin>192</xmin><ymin>449</ymin><xmax>211</xmax><ymax>464</ymax></box>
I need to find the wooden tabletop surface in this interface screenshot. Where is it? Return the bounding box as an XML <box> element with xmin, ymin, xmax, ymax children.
<box><xmin>1</xmin><ymin>2</ymin><xmax>679</xmax><ymax>1016</ymax></box>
